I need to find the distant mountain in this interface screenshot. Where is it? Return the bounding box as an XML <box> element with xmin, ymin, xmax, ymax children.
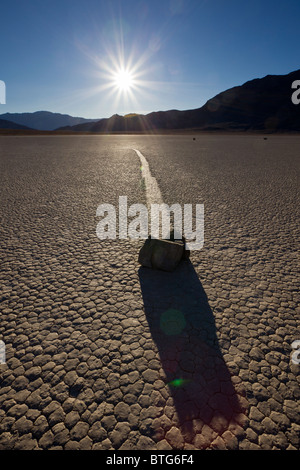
<box><xmin>0</xmin><ymin>118</ymin><xmax>32</xmax><ymax>130</ymax></box>
<box><xmin>58</xmin><ymin>69</ymin><xmax>300</xmax><ymax>133</ymax></box>
<box><xmin>0</xmin><ymin>111</ymin><xmax>99</xmax><ymax>131</ymax></box>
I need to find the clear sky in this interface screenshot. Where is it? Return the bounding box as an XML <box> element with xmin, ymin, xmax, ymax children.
<box><xmin>1</xmin><ymin>0</ymin><xmax>299</xmax><ymax>119</ymax></box>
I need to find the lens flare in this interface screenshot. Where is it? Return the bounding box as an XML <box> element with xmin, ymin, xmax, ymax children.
<box><xmin>168</xmin><ymin>378</ymin><xmax>190</xmax><ymax>388</ymax></box>
<box><xmin>160</xmin><ymin>309</ymin><xmax>186</xmax><ymax>336</ymax></box>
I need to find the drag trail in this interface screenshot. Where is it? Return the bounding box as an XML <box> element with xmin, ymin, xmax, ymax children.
<box><xmin>133</xmin><ymin>148</ymin><xmax>164</xmax><ymax>208</ymax></box>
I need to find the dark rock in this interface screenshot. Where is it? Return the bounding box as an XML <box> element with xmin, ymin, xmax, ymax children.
<box><xmin>138</xmin><ymin>234</ymin><xmax>190</xmax><ymax>272</ymax></box>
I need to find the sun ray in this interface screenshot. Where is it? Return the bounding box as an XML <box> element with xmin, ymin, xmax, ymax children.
<box><xmin>73</xmin><ymin>9</ymin><xmax>168</xmax><ymax>116</ymax></box>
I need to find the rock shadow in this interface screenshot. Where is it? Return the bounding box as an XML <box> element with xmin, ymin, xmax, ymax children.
<box><xmin>138</xmin><ymin>260</ymin><xmax>248</xmax><ymax>448</ymax></box>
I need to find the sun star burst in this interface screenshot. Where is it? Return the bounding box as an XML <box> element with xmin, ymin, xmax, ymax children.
<box><xmin>113</xmin><ymin>68</ymin><xmax>135</xmax><ymax>92</ymax></box>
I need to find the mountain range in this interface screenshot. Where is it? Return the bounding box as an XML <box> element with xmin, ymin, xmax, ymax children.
<box><xmin>0</xmin><ymin>69</ymin><xmax>299</xmax><ymax>133</ymax></box>
<box><xmin>0</xmin><ymin>111</ymin><xmax>99</xmax><ymax>131</ymax></box>
<box><xmin>58</xmin><ymin>69</ymin><xmax>299</xmax><ymax>133</ymax></box>
<box><xmin>0</xmin><ymin>118</ymin><xmax>31</xmax><ymax>130</ymax></box>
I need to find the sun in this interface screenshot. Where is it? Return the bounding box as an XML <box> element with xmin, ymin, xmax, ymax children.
<box><xmin>113</xmin><ymin>69</ymin><xmax>135</xmax><ymax>92</ymax></box>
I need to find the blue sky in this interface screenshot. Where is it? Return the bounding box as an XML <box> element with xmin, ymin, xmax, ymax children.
<box><xmin>1</xmin><ymin>0</ymin><xmax>299</xmax><ymax>118</ymax></box>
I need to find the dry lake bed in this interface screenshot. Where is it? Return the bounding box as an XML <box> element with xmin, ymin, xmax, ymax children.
<box><xmin>0</xmin><ymin>134</ymin><xmax>299</xmax><ymax>450</ymax></box>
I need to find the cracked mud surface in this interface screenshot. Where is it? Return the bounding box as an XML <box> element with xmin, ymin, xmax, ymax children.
<box><xmin>0</xmin><ymin>135</ymin><xmax>299</xmax><ymax>450</ymax></box>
